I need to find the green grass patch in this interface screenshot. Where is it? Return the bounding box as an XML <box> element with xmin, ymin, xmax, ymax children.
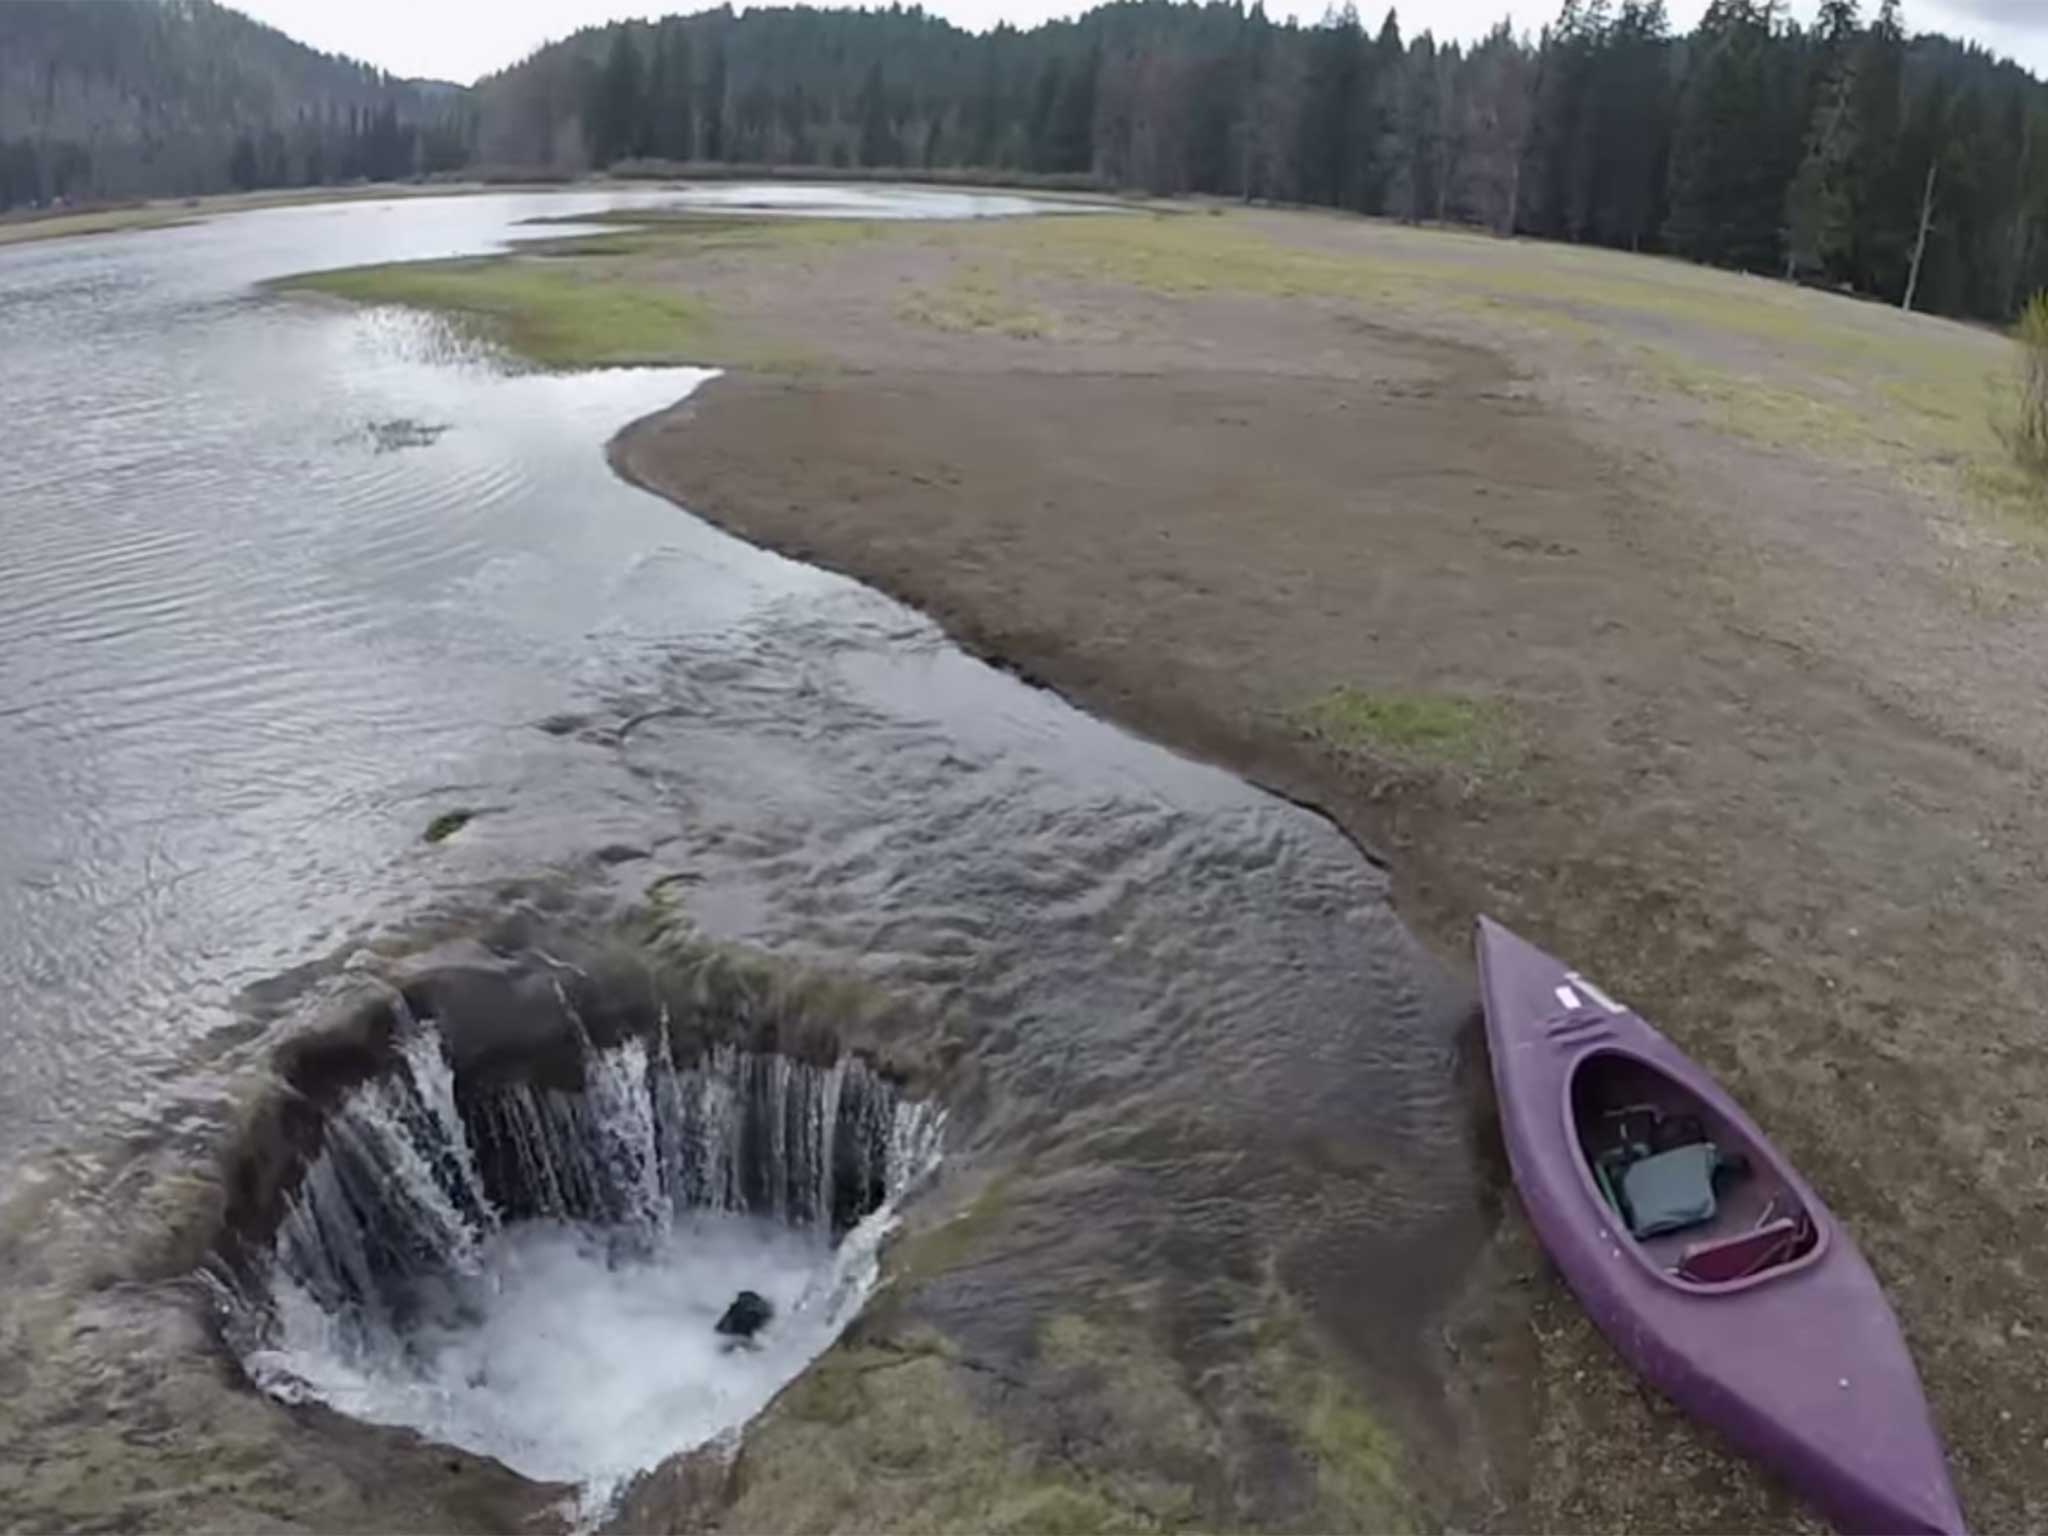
<box><xmin>279</xmin><ymin>255</ymin><xmax>719</xmax><ymax>368</ymax></box>
<box><xmin>1963</xmin><ymin>458</ymin><xmax>2048</xmax><ymax>535</ymax></box>
<box><xmin>733</xmin><ymin>1344</ymin><xmax>1162</xmax><ymax>1532</ymax></box>
<box><xmin>886</xmin><ymin>1173</ymin><xmax>1013</xmax><ymax>1288</ymax></box>
<box><xmin>995</xmin><ymin>211</ymin><xmax>1397</xmax><ymax>301</ymax></box>
<box><xmin>898</xmin><ymin>263</ymin><xmax>1055</xmax><ymax>339</ymax></box>
<box><xmin>1297</xmin><ymin>685</ymin><xmax>1503</xmax><ymax>768</ymax></box>
<box><xmin>278</xmin><ymin>213</ymin><xmax>868</xmax><ymax>368</ymax></box>
<box><xmin>974</xmin><ymin>211</ymin><xmax>2024</xmax><ymax>518</ymax></box>
<box><xmin>1247</xmin><ymin>1286</ymin><xmax>1417</xmax><ymax>1532</ymax></box>
<box><xmin>1298</xmin><ymin>1368</ymin><xmax>1411</xmax><ymax>1529</ymax></box>
<box><xmin>993</xmin><ymin>207</ymin><xmax>1997</xmax><ymax>375</ymax></box>
<box><xmin>521</xmin><ymin>210</ymin><xmax>886</xmax><ymax>260</ymax></box>
<box><xmin>1630</xmin><ymin>348</ymin><xmax>1883</xmax><ymax>458</ymax></box>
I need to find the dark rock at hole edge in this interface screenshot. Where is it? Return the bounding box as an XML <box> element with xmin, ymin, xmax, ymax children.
<box><xmin>715</xmin><ymin>1290</ymin><xmax>773</xmax><ymax>1339</ymax></box>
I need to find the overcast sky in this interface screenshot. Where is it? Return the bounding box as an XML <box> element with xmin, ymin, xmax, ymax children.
<box><xmin>237</xmin><ymin>0</ymin><xmax>2048</xmax><ymax>86</ymax></box>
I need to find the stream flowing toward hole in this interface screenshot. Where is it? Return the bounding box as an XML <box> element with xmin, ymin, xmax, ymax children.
<box><xmin>0</xmin><ymin>187</ymin><xmax>1481</xmax><ymax>1532</ymax></box>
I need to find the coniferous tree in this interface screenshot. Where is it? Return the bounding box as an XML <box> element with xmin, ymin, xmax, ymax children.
<box><xmin>782</xmin><ymin>82</ymin><xmax>814</xmax><ymax>163</ymax></box>
<box><xmin>588</xmin><ymin>29</ymin><xmax>645</xmax><ymax>166</ymax></box>
<box><xmin>1027</xmin><ymin>56</ymin><xmax>1066</xmax><ymax>171</ymax></box>
<box><xmin>1232</xmin><ymin>3</ymin><xmax>1290</xmax><ymax>199</ymax></box>
<box><xmin>1526</xmin><ymin>0</ymin><xmax>1603</xmax><ymax>241</ymax></box>
<box><xmin>701</xmin><ymin>36</ymin><xmax>728</xmax><ymax>161</ymax></box>
<box><xmin>229</xmin><ymin>133</ymin><xmax>259</xmax><ymax>191</ymax></box>
<box><xmin>1463</xmin><ymin>21</ymin><xmax>1537</xmax><ymax>232</ymax></box>
<box><xmin>16</xmin><ymin>0</ymin><xmax>2031</xmax><ymax>321</ymax></box>
<box><xmin>1049</xmin><ymin>44</ymin><xmax>1100</xmax><ymax>175</ymax></box>
<box><xmin>858</xmin><ymin>61</ymin><xmax>898</xmax><ymax>166</ymax></box>
<box><xmin>1598</xmin><ymin>0</ymin><xmax>1673</xmax><ymax>250</ymax></box>
<box><xmin>1401</xmin><ymin>32</ymin><xmax>1443</xmax><ymax>224</ymax></box>
<box><xmin>968</xmin><ymin>38</ymin><xmax>1004</xmax><ymax>167</ymax></box>
<box><xmin>1364</xmin><ymin>9</ymin><xmax>1405</xmax><ymax>214</ymax></box>
<box><xmin>1665</xmin><ymin>0</ymin><xmax>1791</xmax><ymax>269</ymax></box>
<box><xmin>1294</xmin><ymin>6</ymin><xmax>1362</xmax><ymax>208</ymax></box>
<box><xmin>1785</xmin><ymin>0</ymin><xmax>1863</xmax><ymax>280</ymax></box>
<box><xmin>648</xmin><ymin>22</ymin><xmax>696</xmax><ymax>162</ymax></box>
<box><xmin>1848</xmin><ymin>0</ymin><xmax>1908</xmax><ymax>290</ymax></box>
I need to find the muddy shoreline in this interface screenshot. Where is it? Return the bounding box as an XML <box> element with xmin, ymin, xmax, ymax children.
<box><xmin>606</xmin><ymin>250</ymin><xmax>2047</xmax><ymax>1527</ymax></box>
<box><xmin>608</xmin><ymin>361</ymin><xmax>1646</xmax><ymax>1528</ymax></box>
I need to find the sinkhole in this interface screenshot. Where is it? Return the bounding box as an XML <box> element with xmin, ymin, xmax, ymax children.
<box><xmin>209</xmin><ymin>956</ymin><xmax>944</xmax><ymax>1508</ymax></box>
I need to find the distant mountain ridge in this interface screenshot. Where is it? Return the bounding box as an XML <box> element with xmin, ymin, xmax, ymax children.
<box><xmin>0</xmin><ymin>0</ymin><xmax>469</xmax><ymax>207</ymax></box>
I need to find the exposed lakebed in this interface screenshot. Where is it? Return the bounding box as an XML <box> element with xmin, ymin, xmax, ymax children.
<box><xmin>0</xmin><ymin>188</ymin><xmax>1485</xmax><ymax>1529</ymax></box>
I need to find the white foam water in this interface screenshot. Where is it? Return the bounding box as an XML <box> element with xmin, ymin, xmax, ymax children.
<box><xmin>236</xmin><ymin>1020</ymin><xmax>941</xmax><ymax>1515</ymax></box>
<box><xmin>251</xmin><ymin>1207</ymin><xmax>894</xmax><ymax>1505</ymax></box>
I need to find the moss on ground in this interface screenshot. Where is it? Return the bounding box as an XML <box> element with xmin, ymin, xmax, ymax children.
<box><xmin>1298</xmin><ymin>1368</ymin><xmax>1414</xmax><ymax>1527</ymax></box>
<box><xmin>1035</xmin><ymin>1310</ymin><xmax>1211</xmax><ymax>1528</ymax></box>
<box><xmin>1296</xmin><ymin>685</ymin><xmax>1505</xmax><ymax>769</ymax></box>
<box><xmin>1247</xmin><ymin>1290</ymin><xmax>1418</xmax><ymax>1534</ymax></box>
<box><xmin>884</xmin><ymin>1173</ymin><xmax>1013</xmax><ymax>1289</ymax></box>
<box><xmin>728</xmin><ymin>1343</ymin><xmax>1159</xmax><ymax>1533</ymax></box>
<box><xmin>722</xmin><ymin>1227</ymin><xmax>1423</xmax><ymax>1532</ymax></box>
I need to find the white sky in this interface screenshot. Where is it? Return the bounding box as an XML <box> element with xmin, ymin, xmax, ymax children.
<box><xmin>237</xmin><ymin>0</ymin><xmax>2048</xmax><ymax>87</ymax></box>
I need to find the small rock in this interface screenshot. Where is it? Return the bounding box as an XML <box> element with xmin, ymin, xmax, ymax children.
<box><xmin>423</xmin><ymin>808</ymin><xmax>476</xmax><ymax>844</ymax></box>
<box><xmin>715</xmin><ymin>1289</ymin><xmax>773</xmax><ymax>1340</ymax></box>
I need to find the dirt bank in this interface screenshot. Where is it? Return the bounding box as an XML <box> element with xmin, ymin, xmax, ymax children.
<box><xmin>595</xmin><ymin>208</ymin><xmax>2048</xmax><ymax>1531</ymax></box>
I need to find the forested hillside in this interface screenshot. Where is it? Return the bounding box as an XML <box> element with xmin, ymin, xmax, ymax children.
<box><xmin>475</xmin><ymin>0</ymin><xmax>2048</xmax><ymax>322</ymax></box>
<box><xmin>0</xmin><ymin>0</ymin><xmax>470</xmax><ymax>209</ymax></box>
<box><xmin>7</xmin><ymin>0</ymin><xmax>2048</xmax><ymax>325</ymax></box>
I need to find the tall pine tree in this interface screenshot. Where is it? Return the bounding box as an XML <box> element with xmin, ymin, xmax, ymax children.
<box><xmin>647</xmin><ymin>22</ymin><xmax>695</xmax><ymax>162</ymax></box>
<box><xmin>587</xmin><ymin>29</ymin><xmax>645</xmax><ymax>166</ymax></box>
<box><xmin>1784</xmin><ymin>0</ymin><xmax>1862</xmax><ymax>280</ymax></box>
<box><xmin>1665</xmin><ymin>0</ymin><xmax>1789</xmax><ymax>270</ymax></box>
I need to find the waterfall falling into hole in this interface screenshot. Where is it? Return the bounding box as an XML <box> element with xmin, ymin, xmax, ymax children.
<box><xmin>220</xmin><ymin>1012</ymin><xmax>942</xmax><ymax>1510</ymax></box>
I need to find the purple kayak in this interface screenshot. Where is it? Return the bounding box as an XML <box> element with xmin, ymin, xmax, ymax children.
<box><xmin>1476</xmin><ymin>916</ymin><xmax>1963</xmax><ymax>1535</ymax></box>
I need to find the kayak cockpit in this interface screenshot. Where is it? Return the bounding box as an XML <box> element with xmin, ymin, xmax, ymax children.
<box><xmin>1569</xmin><ymin>1049</ymin><xmax>1823</xmax><ymax>1291</ymax></box>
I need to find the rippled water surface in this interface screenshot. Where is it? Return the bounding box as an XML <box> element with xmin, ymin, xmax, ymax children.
<box><xmin>0</xmin><ymin>187</ymin><xmax>1052</xmax><ymax>1159</ymax></box>
<box><xmin>0</xmin><ymin>187</ymin><xmax>1480</xmax><ymax>1526</ymax></box>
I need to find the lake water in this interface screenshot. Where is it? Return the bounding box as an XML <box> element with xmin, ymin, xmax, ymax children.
<box><xmin>0</xmin><ymin>185</ymin><xmax>1478</xmax><ymax>1528</ymax></box>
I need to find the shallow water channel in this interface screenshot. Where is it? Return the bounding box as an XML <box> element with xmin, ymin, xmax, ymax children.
<box><xmin>0</xmin><ymin>187</ymin><xmax>1483</xmax><ymax>1527</ymax></box>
